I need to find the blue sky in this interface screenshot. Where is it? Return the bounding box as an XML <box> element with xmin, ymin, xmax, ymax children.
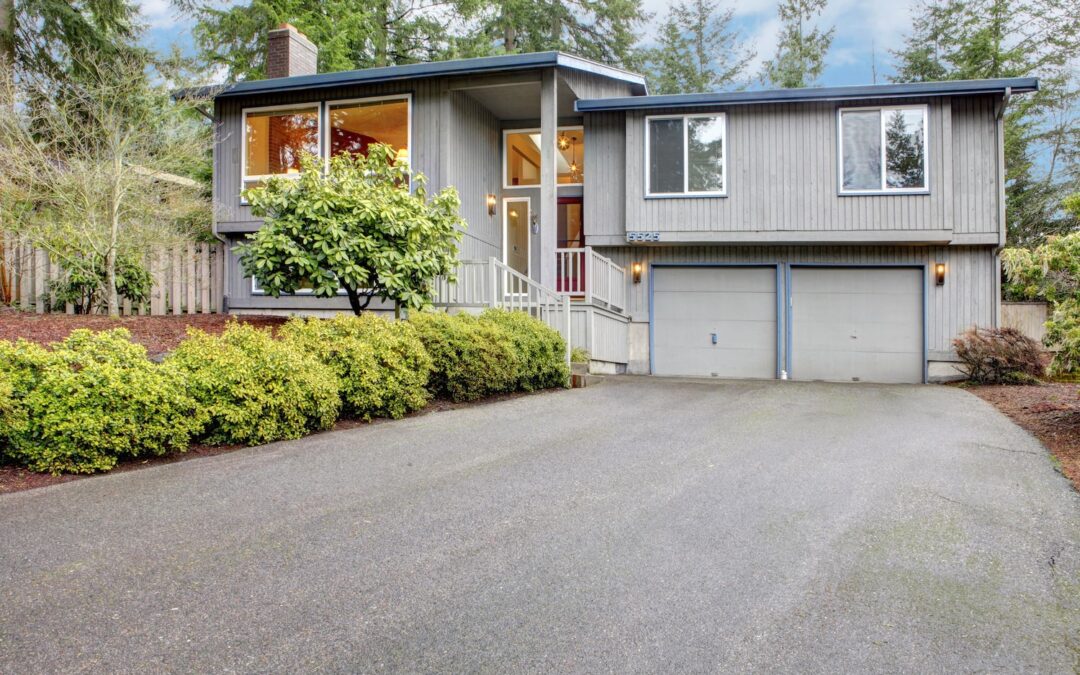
<box><xmin>137</xmin><ymin>0</ymin><xmax>922</xmax><ymax>87</ymax></box>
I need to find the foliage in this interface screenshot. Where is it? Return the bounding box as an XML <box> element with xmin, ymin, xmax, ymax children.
<box><xmin>237</xmin><ymin>146</ymin><xmax>464</xmax><ymax>316</ymax></box>
<box><xmin>184</xmin><ymin>0</ymin><xmax>648</xmax><ymax>79</ymax></box>
<box><xmin>570</xmin><ymin>347</ymin><xmax>590</xmax><ymax>363</ymax></box>
<box><xmin>0</xmin><ymin>54</ymin><xmax>213</xmax><ymax>317</ymax></box>
<box><xmin>760</xmin><ymin>0</ymin><xmax>834</xmax><ymax>88</ymax></box>
<box><xmin>166</xmin><ymin>322</ymin><xmax>340</xmax><ymax>445</ymax></box>
<box><xmin>0</xmin><ymin>330</ymin><xmax>205</xmax><ymax>474</ymax></box>
<box><xmin>479</xmin><ymin>308</ymin><xmax>569</xmax><ymax>391</ymax></box>
<box><xmin>953</xmin><ymin>326</ymin><xmax>1044</xmax><ymax>384</ymax></box>
<box><xmin>47</xmin><ymin>252</ymin><xmax>152</xmax><ymax>314</ymax></box>
<box><xmin>891</xmin><ymin>0</ymin><xmax>1080</xmax><ymax>245</ymax></box>
<box><xmin>280</xmin><ymin>314</ymin><xmax>432</xmax><ymax>420</ymax></box>
<box><xmin>1001</xmin><ymin>231</ymin><xmax>1080</xmax><ymax>374</ymax></box>
<box><xmin>645</xmin><ymin>0</ymin><xmax>754</xmax><ymax>94</ymax></box>
<box><xmin>409</xmin><ymin>311</ymin><xmax>518</xmax><ymax>402</ymax></box>
<box><xmin>0</xmin><ymin>339</ymin><xmax>53</xmax><ymax>458</ymax></box>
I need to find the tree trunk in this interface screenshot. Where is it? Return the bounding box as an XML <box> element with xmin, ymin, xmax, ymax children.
<box><xmin>373</xmin><ymin>0</ymin><xmax>389</xmax><ymax>66</ymax></box>
<box><xmin>105</xmin><ymin>247</ymin><xmax>119</xmax><ymax>317</ymax></box>
<box><xmin>344</xmin><ymin>286</ymin><xmax>374</xmax><ymax>316</ymax></box>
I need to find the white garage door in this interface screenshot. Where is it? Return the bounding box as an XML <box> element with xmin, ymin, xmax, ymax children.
<box><xmin>789</xmin><ymin>267</ymin><xmax>923</xmax><ymax>383</ymax></box>
<box><xmin>652</xmin><ymin>266</ymin><xmax>777</xmax><ymax>379</ymax></box>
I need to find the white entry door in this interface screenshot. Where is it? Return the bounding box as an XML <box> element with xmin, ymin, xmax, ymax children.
<box><xmin>503</xmin><ymin>198</ymin><xmax>530</xmax><ymax>276</ymax></box>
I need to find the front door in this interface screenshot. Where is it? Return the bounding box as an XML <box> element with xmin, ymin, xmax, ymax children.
<box><xmin>503</xmin><ymin>198</ymin><xmax>530</xmax><ymax>276</ymax></box>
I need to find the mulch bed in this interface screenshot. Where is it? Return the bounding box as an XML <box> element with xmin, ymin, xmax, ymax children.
<box><xmin>0</xmin><ymin>307</ymin><xmax>288</xmax><ymax>356</ymax></box>
<box><xmin>0</xmin><ymin>388</ymin><xmax>552</xmax><ymax>495</ymax></box>
<box><xmin>967</xmin><ymin>382</ymin><xmax>1080</xmax><ymax>491</ymax></box>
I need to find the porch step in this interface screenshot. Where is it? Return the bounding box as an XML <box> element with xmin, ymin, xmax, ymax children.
<box><xmin>570</xmin><ymin>368</ymin><xmax>605</xmax><ymax>388</ymax></box>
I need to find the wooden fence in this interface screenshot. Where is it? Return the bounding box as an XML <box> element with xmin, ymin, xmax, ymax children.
<box><xmin>1002</xmin><ymin>301</ymin><xmax>1050</xmax><ymax>345</ymax></box>
<box><xmin>1</xmin><ymin>234</ymin><xmax>226</xmax><ymax>315</ymax></box>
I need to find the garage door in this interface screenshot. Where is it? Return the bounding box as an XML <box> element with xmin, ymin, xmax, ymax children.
<box><xmin>652</xmin><ymin>266</ymin><xmax>777</xmax><ymax>378</ymax></box>
<box><xmin>789</xmin><ymin>267</ymin><xmax>923</xmax><ymax>383</ymax></box>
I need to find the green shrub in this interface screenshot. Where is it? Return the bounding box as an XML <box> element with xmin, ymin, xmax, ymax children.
<box><xmin>0</xmin><ymin>330</ymin><xmax>205</xmax><ymax>474</ymax></box>
<box><xmin>166</xmin><ymin>322</ymin><xmax>340</xmax><ymax>445</ymax></box>
<box><xmin>0</xmin><ymin>339</ymin><xmax>54</xmax><ymax>459</ymax></box>
<box><xmin>409</xmin><ymin>311</ymin><xmax>518</xmax><ymax>402</ymax></box>
<box><xmin>479</xmin><ymin>309</ymin><xmax>569</xmax><ymax>391</ymax></box>
<box><xmin>280</xmin><ymin>314</ymin><xmax>431</xmax><ymax>420</ymax></box>
<box><xmin>570</xmin><ymin>347</ymin><xmax>590</xmax><ymax>364</ymax></box>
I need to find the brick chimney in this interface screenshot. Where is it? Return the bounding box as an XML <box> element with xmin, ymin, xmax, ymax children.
<box><xmin>266</xmin><ymin>24</ymin><xmax>317</xmax><ymax>79</ymax></box>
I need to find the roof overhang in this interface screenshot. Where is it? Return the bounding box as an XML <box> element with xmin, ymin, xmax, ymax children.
<box><xmin>574</xmin><ymin>77</ymin><xmax>1038</xmax><ymax>112</ymax></box>
<box><xmin>176</xmin><ymin>52</ymin><xmax>648</xmax><ymax>101</ymax></box>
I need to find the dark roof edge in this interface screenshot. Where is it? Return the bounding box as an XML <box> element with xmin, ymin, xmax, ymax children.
<box><xmin>175</xmin><ymin>51</ymin><xmax>647</xmax><ymax>101</ymax></box>
<box><xmin>575</xmin><ymin>77</ymin><xmax>1039</xmax><ymax>112</ymax></box>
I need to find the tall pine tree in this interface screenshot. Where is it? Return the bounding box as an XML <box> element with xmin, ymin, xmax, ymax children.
<box><xmin>645</xmin><ymin>0</ymin><xmax>754</xmax><ymax>94</ymax></box>
<box><xmin>760</xmin><ymin>0</ymin><xmax>834</xmax><ymax>88</ymax></box>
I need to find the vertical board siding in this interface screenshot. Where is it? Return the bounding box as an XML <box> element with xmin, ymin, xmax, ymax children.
<box><xmin>596</xmin><ymin>244</ymin><xmax>997</xmax><ymax>357</ymax></box>
<box><xmin>584</xmin><ymin>111</ymin><xmax>626</xmax><ymax>238</ymax></box>
<box><xmin>622</xmin><ymin>99</ymin><xmax>944</xmax><ymax>233</ymax></box>
<box><xmin>951</xmin><ymin>96</ymin><xmax>998</xmax><ymax>234</ymax></box>
<box><xmin>560</xmin><ymin>69</ymin><xmax>637</xmax><ymax>101</ymax></box>
<box><xmin>447</xmin><ymin>91</ymin><xmax>501</xmax><ymax>259</ymax></box>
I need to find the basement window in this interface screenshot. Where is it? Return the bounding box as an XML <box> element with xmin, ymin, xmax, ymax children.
<box><xmin>839</xmin><ymin>105</ymin><xmax>928</xmax><ymax>193</ymax></box>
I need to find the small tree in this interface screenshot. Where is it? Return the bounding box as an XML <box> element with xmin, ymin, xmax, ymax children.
<box><xmin>0</xmin><ymin>54</ymin><xmax>212</xmax><ymax>316</ymax></box>
<box><xmin>237</xmin><ymin>146</ymin><xmax>464</xmax><ymax>316</ymax></box>
<box><xmin>760</xmin><ymin>0</ymin><xmax>834</xmax><ymax>88</ymax></box>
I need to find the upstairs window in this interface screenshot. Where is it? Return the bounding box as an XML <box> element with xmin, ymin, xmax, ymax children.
<box><xmin>840</xmin><ymin>105</ymin><xmax>928</xmax><ymax>193</ymax></box>
<box><xmin>328</xmin><ymin>95</ymin><xmax>410</xmax><ymax>163</ymax></box>
<box><xmin>243</xmin><ymin>104</ymin><xmax>320</xmax><ymax>190</ymax></box>
<box><xmin>504</xmin><ymin>127</ymin><xmax>584</xmax><ymax>188</ymax></box>
<box><xmin>646</xmin><ymin>113</ymin><xmax>726</xmax><ymax>197</ymax></box>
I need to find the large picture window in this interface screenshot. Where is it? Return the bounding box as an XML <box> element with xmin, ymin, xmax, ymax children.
<box><xmin>839</xmin><ymin>105</ymin><xmax>928</xmax><ymax>193</ymax></box>
<box><xmin>242</xmin><ymin>104</ymin><xmax>320</xmax><ymax>191</ymax></box>
<box><xmin>504</xmin><ymin>127</ymin><xmax>584</xmax><ymax>188</ymax></box>
<box><xmin>328</xmin><ymin>96</ymin><xmax>410</xmax><ymax>163</ymax></box>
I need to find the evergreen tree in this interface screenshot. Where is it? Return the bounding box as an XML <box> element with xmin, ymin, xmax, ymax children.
<box><xmin>891</xmin><ymin>0</ymin><xmax>1080</xmax><ymax>244</ymax></box>
<box><xmin>646</xmin><ymin>0</ymin><xmax>754</xmax><ymax>94</ymax></box>
<box><xmin>760</xmin><ymin>0</ymin><xmax>834</xmax><ymax>88</ymax></box>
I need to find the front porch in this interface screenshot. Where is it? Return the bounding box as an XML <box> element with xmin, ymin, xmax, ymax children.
<box><xmin>433</xmin><ymin>248</ymin><xmax>629</xmax><ymax>370</ymax></box>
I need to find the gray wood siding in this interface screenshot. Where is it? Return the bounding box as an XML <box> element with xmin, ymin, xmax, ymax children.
<box><xmin>596</xmin><ymin>244</ymin><xmax>997</xmax><ymax>358</ymax></box>
<box><xmin>583</xmin><ymin>111</ymin><xmax>625</xmax><ymax>240</ymax></box>
<box><xmin>951</xmin><ymin>96</ymin><xmax>999</xmax><ymax>235</ymax></box>
<box><xmin>447</xmin><ymin>90</ymin><xmax>501</xmax><ymax>259</ymax></box>
<box><xmin>560</xmin><ymin>69</ymin><xmax>637</xmax><ymax>100</ymax></box>
<box><xmin>583</xmin><ymin>95</ymin><xmax>1002</xmax><ymax>244</ymax></box>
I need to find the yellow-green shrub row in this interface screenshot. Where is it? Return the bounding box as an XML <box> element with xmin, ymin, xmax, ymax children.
<box><xmin>0</xmin><ymin>311</ymin><xmax>569</xmax><ymax>474</ymax></box>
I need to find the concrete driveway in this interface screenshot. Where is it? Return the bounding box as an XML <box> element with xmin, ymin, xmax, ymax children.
<box><xmin>1</xmin><ymin>377</ymin><xmax>1078</xmax><ymax>673</ymax></box>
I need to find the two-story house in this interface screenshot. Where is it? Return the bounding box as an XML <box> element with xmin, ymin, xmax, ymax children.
<box><xmin>202</xmin><ymin>24</ymin><xmax>1037</xmax><ymax>384</ymax></box>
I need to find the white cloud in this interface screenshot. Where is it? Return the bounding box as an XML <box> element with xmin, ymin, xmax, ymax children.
<box><xmin>136</xmin><ymin>0</ymin><xmax>178</xmax><ymax>30</ymax></box>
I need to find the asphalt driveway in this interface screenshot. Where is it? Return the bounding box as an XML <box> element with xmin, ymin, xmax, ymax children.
<box><xmin>2</xmin><ymin>377</ymin><xmax>1078</xmax><ymax>673</ymax></box>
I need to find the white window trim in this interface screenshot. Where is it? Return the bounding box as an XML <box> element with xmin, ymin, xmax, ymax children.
<box><xmin>251</xmin><ymin>275</ymin><xmax>348</xmax><ymax>296</ymax></box>
<box><xmin>240</xmin><ymin>101</ymin><xmax>322</xmax><ymax>204</ymax></box>
<box><xmin>837</xmin><ymin>104</ymin><xmax>930</xmax><ymax>195</ymax></box>
<box><xmin>644</xmin><ymin>113</ymin><xmax>727</xmax><ymax>198</ymax></box>
<box><xmin>502</xmin><ymin>196</ymin><xmax>531</xmax><ymax>277</ymax></box>
<box><xmin>502</xmin><ymin>126</ymin><xmax>585</xmax><ymax>190</ymax></box>
<box><xmin>322</xmin><ymin>93</ymin><xmax>413</xmax><ymax>173</ymax></box>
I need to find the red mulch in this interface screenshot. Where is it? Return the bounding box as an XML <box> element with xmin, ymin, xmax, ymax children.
<box><xmin>0</xmin><ymin>388</ymin><xmax>553</xmax><ymax>495</ymax></box>
<box><xmin>967</xmin><ymin>382</ymin><xmax>1080</xmax><ymax>491</ymax></box>
<box><xmin>0</xmin><ymin>307</ymin><xmax>287</xmax><ymax>356</ymax></box>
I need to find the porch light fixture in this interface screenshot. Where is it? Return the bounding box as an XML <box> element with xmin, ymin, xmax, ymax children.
<box><xmin>486</xmin><ymin>193</ymin><xmax>497</xmax><ymax>216</ymax></box>
<box><xmin>632</xmin><ymin>262</ymin><xmax>643</xmax><ymax>284</ymax></box>
<box><xmin>557</xmin><ymin>133</ymin><xmax>570</xmax><ymax>150</ymax></box>
<box><xmin>935</xmin><ymin>262</ymin><xmax>946</xmax><ymax>286</ymax></box>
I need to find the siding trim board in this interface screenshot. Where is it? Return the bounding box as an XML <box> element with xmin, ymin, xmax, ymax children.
<box><xmin>648</xmin><ymin>263</ymin><xmax>783</xmax><ymax>379</ymax></box>
<box><xmin>784</xmin><ymin>263</ymin><xmax>928</xmax><ymax>384</ymax></box>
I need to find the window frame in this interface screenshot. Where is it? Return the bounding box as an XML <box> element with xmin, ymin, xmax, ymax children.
<box><xmin>837</xmin><ymin>104</ymin><xmax>930</xmax><ymax>196</ymax></box>
<box><xmin>502</xmin><ymin>125</ymin><xmax>585</xmax><ymax>190</ymax></box>
<box><xmin>644</xmin><ymin>112</ymin><xmax>727</xmax><ymax>198</ymax></box>
<box><xmin>322</xmin><ymin>92</ymin><xmax>413</xmax><ymax>173</ymax></box>
<box><xmin>240</xmin><ymin>101</ymin><xmax>322</xmax><ymax>203</ymax></box>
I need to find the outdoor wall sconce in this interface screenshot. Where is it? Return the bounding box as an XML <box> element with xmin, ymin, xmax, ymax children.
<box><xmin>632</xmin><ymin>262</ymin><xmax>643</xmax><ymax>284</ymax></box>
<box><xmin>486</xmin><ymin>194</ymin><xmax>497</xmax><ymax>216</ymax></box>
<box><xmin>935</xmin><ymin>262</ymin><xmax>946</xmax><ymax>286</ymax></box>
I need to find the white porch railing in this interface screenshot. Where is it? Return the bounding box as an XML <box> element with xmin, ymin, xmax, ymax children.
<box><xmin>433</xmin><ymin>257</ymin><xmax>571</xmax><ymax>364</ymax></box>
<box><xmin>555</xmin><ymin>246</ymin><xmax>626</xmax><ymax>312</ymax></box>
